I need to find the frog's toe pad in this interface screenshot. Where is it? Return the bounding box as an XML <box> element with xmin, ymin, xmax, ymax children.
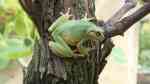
<box><xmin>73</xmin><ymin>54</ymin><xmax>86</xmax><ymax>58</ymax></box>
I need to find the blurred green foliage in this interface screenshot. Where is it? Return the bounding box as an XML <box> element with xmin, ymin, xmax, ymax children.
<box><xmin>0</xmin><ymin>0</ymin><xmax>38</xmax><ymax>69</ymax></box>
<box><xmin>139</xmin><ymin>20</ymin><xmax>150</xmax><ymax>68</ymax></box>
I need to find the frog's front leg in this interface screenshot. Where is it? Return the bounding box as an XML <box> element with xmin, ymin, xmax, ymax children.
<box><xmin>76</xmin><ymin>39</ymin><xmax>90</xmax><ymax>56</ymax></box>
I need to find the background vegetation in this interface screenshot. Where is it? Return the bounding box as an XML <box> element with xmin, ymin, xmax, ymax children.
<box><xmin>139</xmin><ymin>20</ymin><xmax>150</xmax><ymax>69</ymax></box>
<box><xmin>0</xmin><ymin>0</ymin><xmax>38</xmax><ymax>70</ymax></box>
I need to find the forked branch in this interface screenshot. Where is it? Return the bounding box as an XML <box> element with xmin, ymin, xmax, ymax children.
<box><xmin>105</xmin><ymin>2</ymin><xmax>150</xmax><ymax>38</ymax></box>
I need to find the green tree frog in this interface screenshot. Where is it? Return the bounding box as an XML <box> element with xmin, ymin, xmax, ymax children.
<box><xmin>48</xmin><ymin>11</ymin><xmax>105</xmax><ymax>58</ymax></box>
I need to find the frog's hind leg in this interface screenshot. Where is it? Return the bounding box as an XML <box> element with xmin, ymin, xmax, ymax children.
<box><xmin>50</xmin><ymin>35</ymin><xmax>86</xmax><ymax>58</ymax></box>
<box><xmin>49</xmin><ymin>41</ymin><xmax>73</xmax><ymax>58</ymax></box>
<box><xmin>77</xmin><ymin>40</ymin><xmax>90</xmax><ymax>56</ymax></box>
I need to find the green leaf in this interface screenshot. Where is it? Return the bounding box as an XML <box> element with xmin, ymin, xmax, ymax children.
<box><xmin>6</xmin><ymin>38</ymin><xmax>32</xmax><ymax>59</ymax></box>
<box><xmin>0</xmin><ymin>25</ymin><xmax>5</xmax><ymax>34</ymax></box>
<box><xmin>4</xmin><ymin>22</ymin><xmax>15</xmax><ymax>37</ymax></box>
<box><xmin>14</xmin><ymin>10</ymin><xmax>28</xmax><ymax>36</ymax></box>
<box><xmin>139</xmin><ymin>21</ymin><xmax>150</xmax><ymax>68</ymax></box>
<box><xmin>0</xmin><ymin>38</ymin><xmax>32</xmax><ymax>60</ymax></box>
<box><xmin>0</xmin><ymin>0</ymin><xmax>5</xmax><ymax>7</ymax></box>
<box><xmin>24</xmin><ymin>38</ymin><xmax>33</xmax><ymax>47</ymax></box>
<box><xmin>139</xmin><ymin>50</ymin><xmax>150</xmax><ymax>67</ymax></box>
<box><xmin>6</xmin><ymin>47</ymin><xmax>32</xmax><ymax>59</ymax></box>
<box><xmin>0</xmin><ymin>0</ymin><xmax>35</xmax><ymax>70</ymax></box>
<box><xmin>5</xmin><ymin>0</ymin><xmax>20</xmax><ymax>9</ymax></box>
<box><xmin>0</xmin><ymin>56</ymin><xmax>10</xmax><ymax>70</ymax></box>
<box><xmin>0</xmin><ymin>33</ymin><xmax>7</xmax><ymax>47</ymax></box>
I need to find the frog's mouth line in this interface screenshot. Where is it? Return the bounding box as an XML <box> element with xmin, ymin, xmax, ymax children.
<box><xmin>70</xmin><ymin>45</ymin><xmax>76</xmax><ymax>50</ymax></box>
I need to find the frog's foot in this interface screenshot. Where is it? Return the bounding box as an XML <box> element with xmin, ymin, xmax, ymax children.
<box><xmin>73</xmin><ymin>48</ymin><xmax>79</xmax><ymax>53</ymax></box>
<box><xmin>83</xmin><ymin>13</ymin><xmax>88</xmax><ymax>19</ymax></box>
<box><xmin>60</xmin><ymin>8</ymin><xmax>72</xmax><ymax>19</ymax></box>
<box><xmin>82</xmin><ymin>13</ymin><xmax>96</xmax><ymax>21</ymax></box>
<box><xmin>73</xmin><ymin>54</ymin><xmax>85</xmax><ymax>58</ymax></box>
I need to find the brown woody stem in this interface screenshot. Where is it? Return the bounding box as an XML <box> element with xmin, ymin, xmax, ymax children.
<box><xmin>105</xmin><ymin>2</ymin><xmax>150</xmax><ymax>38</ymax></box>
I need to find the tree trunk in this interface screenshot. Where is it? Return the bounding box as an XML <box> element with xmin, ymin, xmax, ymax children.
<box><xmin>21</xmin><ymin>0</ymin><xmax>113</xmax><ymax>84</ymax></box>
<box><xmin>19</xmin><ymin>0</ymin><xmax>150</xmax><ymax>84</ymax></box>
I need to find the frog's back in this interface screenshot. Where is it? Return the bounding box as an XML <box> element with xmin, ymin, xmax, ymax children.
<box><xmin>53</xmin><ymin>20</ymin><xmax>95</xmax><ymax>34</ymax></box>
<box><xmin>52</xmin><ymin>20</ymin><xmax>96</xmax><ymax>45</ymax></box>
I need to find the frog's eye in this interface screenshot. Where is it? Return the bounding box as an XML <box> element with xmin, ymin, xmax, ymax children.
<box><xmin>96</xmin><ymin>32</ymin><xmax>101</xmax><ymax>36</ymax></box>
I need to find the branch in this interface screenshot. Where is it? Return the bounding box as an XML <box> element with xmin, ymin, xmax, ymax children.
<box><xmin>107</xmin><ymin>0</ymin><xmax>137</xmax><ymax>25</ymax></box>
<box><xmin>19</xmin><ymin>0</ymin><xmax>46</xmax><ymax>37</ymax></box>
<box><xmin>105</xmin><ymin>2</ymin><xmax>150</xmax><ymax>38</ymax></box>
<box><xmin>19</xmin><ymin>0</ymin><xmax>32</xmax><ymax>15</ymax></box>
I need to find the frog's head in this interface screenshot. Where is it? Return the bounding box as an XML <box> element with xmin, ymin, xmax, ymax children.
<box><xmin>87</xmin><ymin>27</ymin><xmax>105</xmax><ymax>42</ymax></box>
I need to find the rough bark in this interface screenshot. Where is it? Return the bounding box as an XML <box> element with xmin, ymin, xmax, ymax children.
<box><xmin>19</xmin><ymin>0</ymin><xmax>150</xmax><ymax>84</ymax></box>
